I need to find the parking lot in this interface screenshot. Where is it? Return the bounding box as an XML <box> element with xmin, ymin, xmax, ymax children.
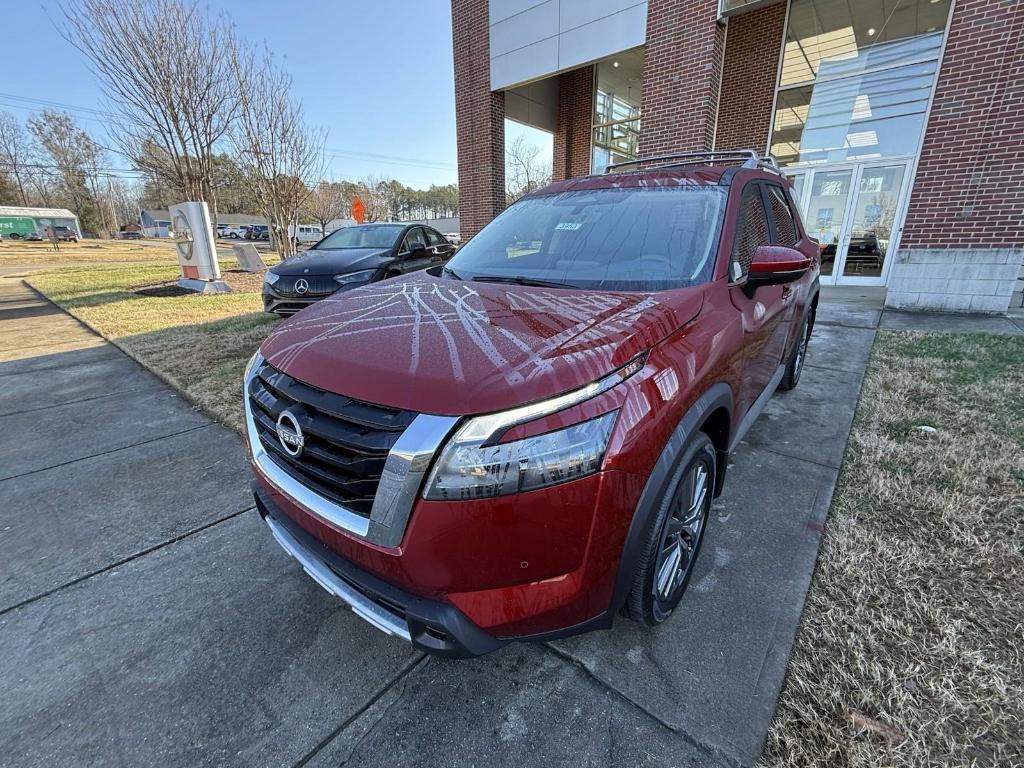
<box><xmin>0</xmin><ymin>276</ymin><xmax>880</xmax><ymax>767</ymax></box>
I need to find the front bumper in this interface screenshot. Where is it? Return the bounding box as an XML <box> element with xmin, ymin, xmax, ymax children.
<box><xmin>255</xmin><ymin>485</ymin><xmax>505</xmax><ymax>657</ymax></box>
<box><xmin>262</xmin><ymin>287</ymin><xmax>330</xmax><ymax>315</ymax></box>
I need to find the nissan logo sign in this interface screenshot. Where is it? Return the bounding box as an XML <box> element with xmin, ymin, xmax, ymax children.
<box><xmin>294</xmin><ymin>278</ymin><xmax>309</xmax><ymax>295</ymax></box>
<box><xmin>275</xmin><ymin>410</ymin><xmax>305</xmax><ymax>458</ymax></box>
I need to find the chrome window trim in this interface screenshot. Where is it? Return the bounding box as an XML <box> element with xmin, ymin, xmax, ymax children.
<box><xmin>244</xmin><ymin>355</ymin><xmax>459</xmax><ymax>546</ymax></box>
<box><xmin>265</xmin><ymin>514</ymin><xmax>411</xmax><ymax>641</ymax></box>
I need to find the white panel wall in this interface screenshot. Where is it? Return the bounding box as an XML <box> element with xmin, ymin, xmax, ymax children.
<box><xmin>489</xmin><ymin>0</ymin><xmax>647</xmax><ymax>90</ymax></box>
<box><xmin>885</xmin><ymin>249</ymin><xmax>1023</xmax><ymax>313</ymax></box>
<box><xmin>505</xmin><ymin>78</ymin><xmax>560</xmax><ymax>131</ymax></box>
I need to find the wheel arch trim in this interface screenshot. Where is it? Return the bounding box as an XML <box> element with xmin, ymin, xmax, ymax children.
<box><xmin>608</xmin><ymin>381</ymin><xmax>733</xmax><ymax>615</ymax></box>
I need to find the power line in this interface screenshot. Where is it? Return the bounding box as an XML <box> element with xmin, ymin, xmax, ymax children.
<box><xmin>0</xmin><ymin>90</ymin><xmax>459</xmax><ymax>176</ymax></box>
<box><xmin>0</xmin><ymin>91</ymin><xmax>114</xmax><ymax>118</ymax></box>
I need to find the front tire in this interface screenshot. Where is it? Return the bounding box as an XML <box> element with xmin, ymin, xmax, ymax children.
<box><xmin>778</xmin><ymin>311</ymin><xmax>813</xmax><ymax>391</ymax></box>
<box><xmin>625</xmin><ymin>432</ymin><xmax>715</xmax><ymax>626</ymax></box>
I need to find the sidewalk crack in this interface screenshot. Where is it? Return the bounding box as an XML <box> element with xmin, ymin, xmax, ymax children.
<box><xmin>292</xmin><ymin>653</ymin><xmax>428</xmax><ymax>768</ymax></box>
<box><xmin>543</xmin><ymin>643</ymin><xmax>743</xmax><ymax>768</ymax></box>
<box><xmin>0</xmin><ymin>503</ymin><xmax>255</xmax><ymax>617</ymax></box>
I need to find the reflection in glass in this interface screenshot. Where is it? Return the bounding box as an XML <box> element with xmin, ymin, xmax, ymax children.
<box><xmin>772</xmin><ymin>60</ymin><xmax>936</xmax><ymax>165</ymax></box>
<box><xmin>592</xmin><ymin>57</ymin><xmax>642</xmax><ymax>173</ymax></box>
<box><xmin>773</xmin><ymin>0</ymin><xmax>951</xmax><ymax>166</ymax></box>
<box><xmin>781</xmin><ymin>0</ymin><xmax>951</xmax><ymax>87</ymax></box>
<box><xmin>806</xmin><ymin>169</ymin><xmax>853</xmax><ymax>276</ymax></box>
<box><xmin>842</xmin><ymin>165</ymin><xmax>906</xmax><ymax>278</ymax></box>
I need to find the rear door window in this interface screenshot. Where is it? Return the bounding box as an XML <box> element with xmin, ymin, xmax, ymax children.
<box><xmin>765</xmin><ymin>185</ymin><xmax>798</xmax><ymax>247</ymax></box>
<box><xmin>731</xmin><ymin>184</ymin><xmax>772</xmax><ymax>281</ymax></box>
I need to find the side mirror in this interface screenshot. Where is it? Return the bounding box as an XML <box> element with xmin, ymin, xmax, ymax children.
<box><xmin>745</xmin><ymin>245</ymin><xmax>812</xmax><ymax>295</ymax></box>
<box><xmin>409</xmin><ymin>241</ymin><xmax>427</xmax><ymax>255</ymax></box>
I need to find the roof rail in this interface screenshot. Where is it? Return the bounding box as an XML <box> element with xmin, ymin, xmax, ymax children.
<box><xmin>605</xmin><ymin>149</ymin><xmax>784</xmax><ymax>177</ymax></box>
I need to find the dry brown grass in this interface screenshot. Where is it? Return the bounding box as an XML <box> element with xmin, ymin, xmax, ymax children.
<box><xmin>762</xmin><ymin>331</ymin><xmax>1024</xmax><ymax>767</ymax></box>
<box><xmin>0</xmin><ymin>238</ymin><xmax>177</xmax><ymax>265</ymax></box>
<box><xmin>26</xmin><ymin>262</ymin><xmax>278</xmax><ymax>431</ymax></box>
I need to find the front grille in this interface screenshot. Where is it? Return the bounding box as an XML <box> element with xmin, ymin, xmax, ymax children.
<box><xmin>276</xmin><ymin>275</ymin><xmax>338</xmax><ymax>297</ymax></box>
<box><xmin>248</xmin><ymin>362</ymin><xmax>418</xmax><ymax>517</ymax></box>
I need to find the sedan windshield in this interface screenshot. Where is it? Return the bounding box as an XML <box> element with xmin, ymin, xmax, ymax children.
<box><xmin>316</xmin><ymin>224</ymin><xmax>404</xmax><ymax>250</ymax></box>
<box><xmin>446</xmin><ymin>186</ymin><xmax>727</xmax><ymax>291</ymax></box>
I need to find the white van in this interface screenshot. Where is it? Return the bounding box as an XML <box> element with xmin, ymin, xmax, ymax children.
<box><xmin>288</xmin><ymin>224</ymin><xmax>323</xmax><ymax>244</ymax></box>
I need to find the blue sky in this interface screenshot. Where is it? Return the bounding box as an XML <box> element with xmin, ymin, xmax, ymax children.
<box><xmin>0</xmin><ymin>0</ymin><xmax>550</xmax><ymax>189</ymax></box>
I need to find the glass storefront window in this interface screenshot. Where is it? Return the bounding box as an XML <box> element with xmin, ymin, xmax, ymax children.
<box><xmin>592</xmin><ymin>57</ymin><xmax>642</xmax><ymax>174</ymax></box>
<box><xmin>780</xmin><ymin>0</ymin><xmax>951</xmax><ymax>87</ymax></box>
<box><xmin>772</xmin><ymin>59</ymin><xmax>937</xmax><ymax>165</ymax></box>
<box><xmin>772</xmin><ymin>0</ymin><xmax>951</xmax><ymax>167</ymax></box>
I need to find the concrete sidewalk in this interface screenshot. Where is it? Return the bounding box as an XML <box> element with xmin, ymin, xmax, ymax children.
<box><xmin>0</xmin><ymin>278</ymin><xmax>878</xmax><ymax>768</ymax></box>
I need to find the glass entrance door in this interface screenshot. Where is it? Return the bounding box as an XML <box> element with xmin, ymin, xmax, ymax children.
<box><xmin>837</xmin><ymin>164</ymin><xmax>908</xmax><ymax>282</ymax></box>
<box><xmin>787</xmin><ymin>160</ymin><xmax>911</xmax><ymax>286</ymax></box>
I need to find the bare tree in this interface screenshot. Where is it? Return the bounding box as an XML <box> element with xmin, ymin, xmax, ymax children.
<box><xmin>231</xmin><ymin>47</ymin><xmax>324</xmax><ymax>258</ymax></box>
<box><xmin>506</xmin><ymin>135</ymin><xmax>550</xmax><ymax>204</ymax></box>
<box><xmin>60</xmin><ymin>0</ymin><xmax>238</xmax><ymax>217</ymax></box>
<box><xmin>0</xmin><ymin>112</ymin><xmax>32</xmax><ymax>206</ymax></box>
<box><xmin>28</xmin><ymin>110</ymin><xmax>106</xmax><ymax>231</ymax></box>
<box><xmin>305</xmin><ymin>180</ymin><xmax>348</xmax><ymax>235</ymax></box>
<box><xmin>103</xmin><ymin>176</ymin><xmax>142</xmax><ymax>230</ymax></box>
<box><xmin>357</xmin><ymin>177</ymin><xmax>390</xmax><ymax>223</ymax></box>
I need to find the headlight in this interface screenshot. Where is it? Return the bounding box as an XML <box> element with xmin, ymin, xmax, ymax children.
<box><xmin>334</xmin><ymin>269</ymin><xmax>377</xmax><ymax>285</ymax></box>
<box><xmin>424</xmin><ymin>411</ymin><xmax>617</xmax><ymax>500</ymax></box>
<box><xmin>423</xmin><ymin>355</ymin><xmax>645</xmax><ymax>501</ymax></box>
<box><xmin>264</xmin><ymin>271</ymin><xmax>280</xmax><ymax>286</ymax></box>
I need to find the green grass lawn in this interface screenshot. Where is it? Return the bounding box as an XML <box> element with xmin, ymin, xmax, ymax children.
<box><xmin>762</xmin><ymin>330</ymin><xmax>1024</xmax><ymax>767</ymax></box>
<box><xmin>27</xmin><ymin>263</ymin><xmax>278</xmax><ymax>431</ymax></box>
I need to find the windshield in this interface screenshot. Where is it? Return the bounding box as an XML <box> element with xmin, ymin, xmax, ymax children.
<box><xmin>446</xmin><ymin>186</ymin><xmax>727</xmax><ymax>291</ymax></box>
<box><xmin>316</xmin><ymin>224</ymin><xmax>404</xmax><ymax>250</ymax></box>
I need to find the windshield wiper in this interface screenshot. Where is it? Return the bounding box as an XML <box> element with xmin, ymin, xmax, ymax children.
<box><xmin>442</xmin><ymin>265</ymin><xmax>464</xmax><ymax>280</ymax></box>
<box><xmin>471</xmin><ymin>274</ymin><xmax>578</xmax><ymax>289</ymax></box>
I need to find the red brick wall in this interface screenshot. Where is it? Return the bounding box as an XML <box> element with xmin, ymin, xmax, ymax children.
<box><xmin>639</xmin><ymin>0</ymin><xmax>725</xmax><ymax>156</ymax></box>
<box><xmin>901</xmin><ymin>0</ymin><xmax>1024</xmax><ymax>250</ymax></box>
<box><xmin>453</xmin><ymin>0</ymin><xmax>505</xmax><ymax>241</ymax></box>
<box><xmin>714</xmin><ymin>2</ymin><xmax>786</xmax><ymax>154</ymax></box>
<box><xmin>552</xmin><ymin>66</ymin><xmax>595</xmax><ymax>181</ymax></box>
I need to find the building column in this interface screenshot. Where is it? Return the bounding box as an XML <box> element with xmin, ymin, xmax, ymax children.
<box><xmin>888</xmin><ymin>0</ymin><xmax>1024</xmax><ymax>312</ymax></box>
<box><xmin>552</xmin><ymin>66</ymin><xmax>595</xmax><ymax>181</ymax></box>
<box><xmin>714</xmin><ymin>2</ymin><xmax>787</xmax><ymax>154</ymax></box>
<box><xmin>639</xmin><ymin>0</ymin><xmax>725</xmax><ymax>156</ymax></box>
<box><xmin>452</xmin><ymin>0</ymin><xmax>505</xmax><ymax>241</ymax></box>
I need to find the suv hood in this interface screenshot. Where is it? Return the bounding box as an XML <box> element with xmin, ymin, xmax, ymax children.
<box><xmin>260</xmin><ymin>273</ymin><xmax>704</xmax><ymax>416</ymax></box>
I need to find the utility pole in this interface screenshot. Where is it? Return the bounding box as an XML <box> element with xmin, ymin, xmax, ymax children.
<box><xmin>106</xmin><ymin>175</ymin><xmax>119</xmax><ymax>236</ymax></box>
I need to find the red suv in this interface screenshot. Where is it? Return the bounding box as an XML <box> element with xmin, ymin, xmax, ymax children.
<box><xmin>245</xmin><ymin>151</ymin><xmax>819</xmax><ymax>657</ymax></box>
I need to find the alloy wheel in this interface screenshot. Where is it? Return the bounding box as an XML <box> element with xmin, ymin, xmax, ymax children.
<box><xmin>654</xmin><ymin>461</ymin><xmax>710</xmax><ymax>605</ymax></box>
<box><xmin>793</xmin><ymin>319</ymin><xmax>811</xmax><ymax>383</ymax></box>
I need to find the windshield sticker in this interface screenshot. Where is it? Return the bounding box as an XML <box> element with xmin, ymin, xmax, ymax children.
<box><xmin>555</xmin><ymin>222</ymin><xmax>583</xmax><ymax>231</ymax></box>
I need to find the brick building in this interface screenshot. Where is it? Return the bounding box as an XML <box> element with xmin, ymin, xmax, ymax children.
<box><xmin>453</xmin><ymin>0</ymin><xmax>1024</xmax><ymax>312</ymax></box>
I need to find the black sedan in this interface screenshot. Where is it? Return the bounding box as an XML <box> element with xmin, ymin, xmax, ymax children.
<box><xmin>262</xmin><ymin>223</ymin><xmax>456</xmax><ymax>315</ymax></box>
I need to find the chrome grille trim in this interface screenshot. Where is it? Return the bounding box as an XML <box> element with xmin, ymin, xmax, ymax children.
<box><xmin>265</xmin><ymin>514</ymin><xmax>411</xmax><ymax>640</ymax></box>
<box><xmin>244</xmin><ymin>354</ymin><xmax>459</xmax><ymax>546</ymax></box>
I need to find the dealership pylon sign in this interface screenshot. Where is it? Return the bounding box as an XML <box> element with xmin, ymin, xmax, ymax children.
<box><xmin>170</xmin><ymin>201</ymin><xmax>230</xmax><ymax>293</ymax></box>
